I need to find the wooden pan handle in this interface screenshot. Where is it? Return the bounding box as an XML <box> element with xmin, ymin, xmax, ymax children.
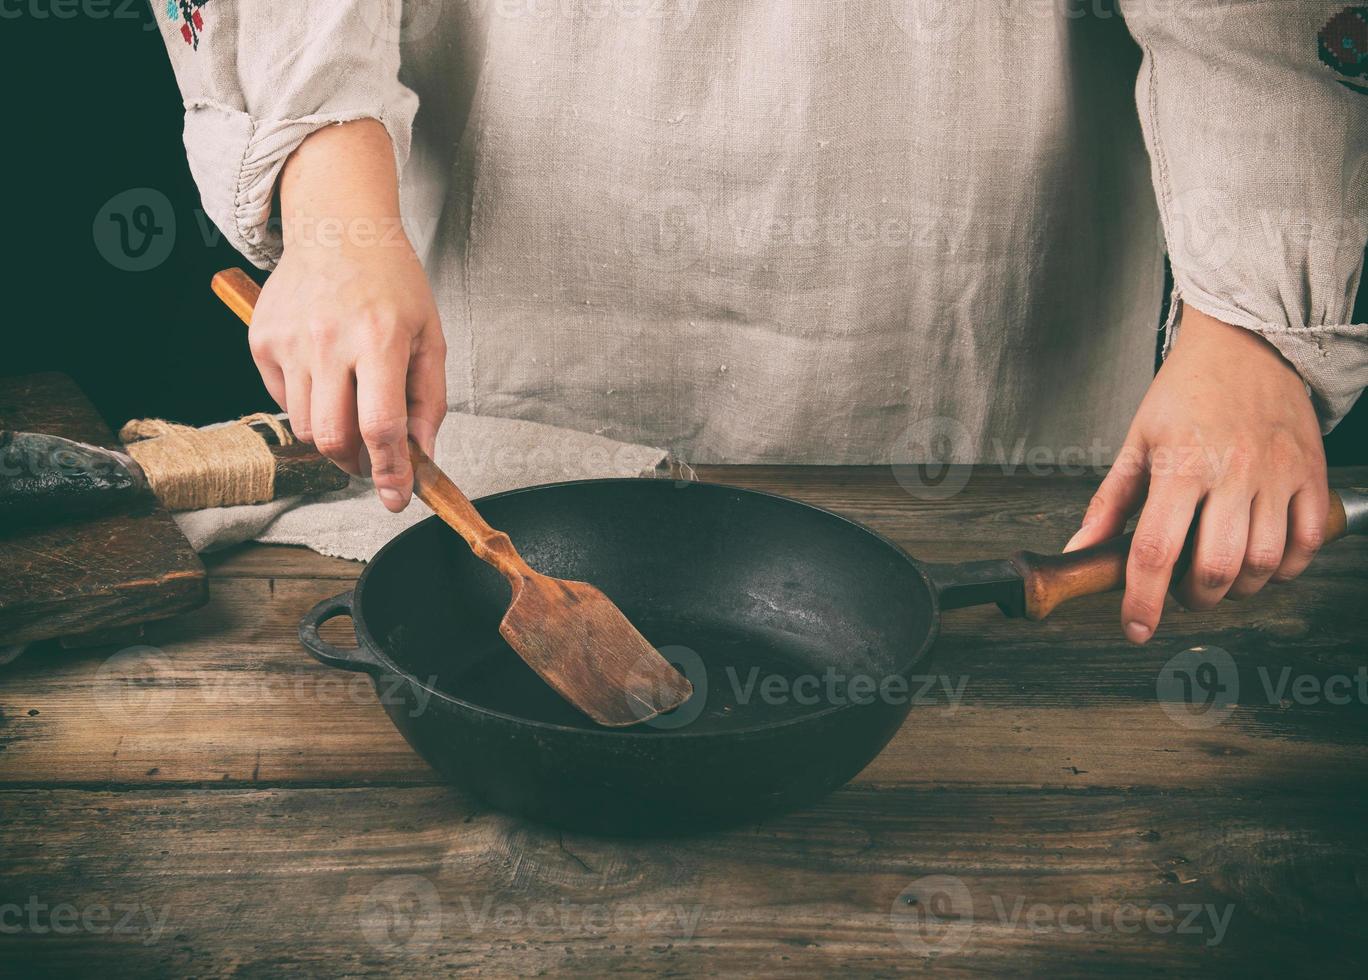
<box><xmin>210</xmin><ymin>268</ymin><xmax>532</xmax><ymax>582</ymax></box>
<box><xmin>1011</xmin><ymin>489</ymin><xmax>1359</xmax><ymax>621</ymax></box>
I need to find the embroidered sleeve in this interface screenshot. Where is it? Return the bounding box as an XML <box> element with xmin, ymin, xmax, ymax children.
<box><xmin>150</xmin><ymin>0</ymin><xmax>419</xmax><ymax>268</ymax></box>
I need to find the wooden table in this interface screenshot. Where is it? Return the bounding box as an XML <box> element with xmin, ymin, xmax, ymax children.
<box><xmin>3</xmin><ymin>466</ymin><xmax>1365</xmax><ymax>975</ymax></box>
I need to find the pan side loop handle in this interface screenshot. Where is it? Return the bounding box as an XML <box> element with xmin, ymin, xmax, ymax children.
<box><xmin>1012</xmin><ymin>489</ymin><xmax>1359</xmax><ymax>621</ymax></box>
<box><xmin>298</xmin><ymin>590</ymin><xmax>379</xmax><ymax>674</ymax></box>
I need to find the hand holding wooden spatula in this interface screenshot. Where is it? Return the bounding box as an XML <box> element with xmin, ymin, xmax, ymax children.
<box><xmin>212</xmin><ymin>269</ymin><xmax>693</xmax><ymax>727</ymax></box>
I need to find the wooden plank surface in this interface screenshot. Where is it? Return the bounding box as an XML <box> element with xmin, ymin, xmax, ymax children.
<box><xmin>1</xmin><ymin>464</ymin><xmax>1365</xmax><ymax>975</ymax></box>
<box><xmin>4</xmin><ymin>573</ymin><xmax>1368</xmax><ymax>793</ymax></box>
<box><xmin>0</xmin><ymin>373</ymin><xmax>207</xmax><ymax>645</ymax></box>
<box><xmin>0</xmin><ymin>785</ymin><xmax>1361</xmax><ymax>975</ymax></box>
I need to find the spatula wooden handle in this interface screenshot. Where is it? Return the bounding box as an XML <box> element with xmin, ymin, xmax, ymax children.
<box><xmin>211</xmin><ymin>268</ymin><xmax>533</xmax><ymax>583</ymax></box>
<box><xmin>1011</xmin><ymin>488</ymin><xmax>1360</xmax><ymax>621</ymax></box>
<box><xmin>406</xmin><ymin>441</ymin><xmax>534</xmax><ymax>581</ymax></box>
<box><xmin>211</xmin><ymin>269</ymin><xmax>262</xmax><ymax>325</ymax></box>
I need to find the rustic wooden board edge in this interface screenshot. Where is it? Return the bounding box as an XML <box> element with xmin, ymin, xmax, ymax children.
<box><xmin>2</xmin><ymin>570</ymin><xmax>208</xmax><ymax>646</ymax></box>
<box><xmin>0</xmin><ymin>372</ymin><xmax>209</xmax><ymax>646</ymax></box>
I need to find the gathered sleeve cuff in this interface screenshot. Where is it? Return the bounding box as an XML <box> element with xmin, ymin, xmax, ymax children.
<box><xmin>1124</xmin><ymin>1</ymin><xmax>1368</xmax><ymax>430</ymax></box>
<box><xmin>152</xmin><ymin>0</ymin><xmax>419</xmax><ymax>268</ymax></box>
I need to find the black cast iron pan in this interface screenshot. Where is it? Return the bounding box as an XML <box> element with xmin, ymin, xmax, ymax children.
<box><xmin>299</xmin><ymin>479</ymin><xmax>1366</xmax><ymax>835</ymax></box>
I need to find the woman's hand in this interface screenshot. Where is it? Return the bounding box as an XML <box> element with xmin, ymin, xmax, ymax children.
<box><xmin>247</xmin><ymin>120</ymin><xmax>446</xmax><ymax>513</ymax></box>
<box><xmin>1065</xmin><ymin>306</ymin><xmax>1328</xmax><ymax>644</ymax></box>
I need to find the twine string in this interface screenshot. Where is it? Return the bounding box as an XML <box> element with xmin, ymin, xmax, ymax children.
<box><xmin>118</xmin><ymin>414</ymin><xmax>291</xmax><ymax>511</ymax></box>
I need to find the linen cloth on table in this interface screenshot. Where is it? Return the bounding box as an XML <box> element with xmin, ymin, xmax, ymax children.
<box><xmin>174</xmin><ymin>410</ymin><xmax>671</xmax><ymax>561</ymax></box>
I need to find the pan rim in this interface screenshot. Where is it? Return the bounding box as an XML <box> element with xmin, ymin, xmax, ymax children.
<box><xmin>349</xmin><ymin>477</ymin><xmax>942</xmax><ymax>740</ymax></box>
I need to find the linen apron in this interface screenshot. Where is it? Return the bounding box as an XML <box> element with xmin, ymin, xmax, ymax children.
<box><xmin>155</xmin><ymin>0</ymin><xmax>1368</xmax><ymax>464</ymax></box>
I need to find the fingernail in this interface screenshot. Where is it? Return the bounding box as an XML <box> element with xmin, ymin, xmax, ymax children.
<box><xmin>1124</xmin><ymin>621</ymin><xmax>1152</xmax><ymax>644</ymax></box>
<box><xmin>378</xmin><ymin>488</ymin><xmax>404</xmax><ymax>508</ymax></box>
<box><xmin>1063</xmin><ymin>524</ymin><xmax>1091</xmax><ymax>552</ymax></box>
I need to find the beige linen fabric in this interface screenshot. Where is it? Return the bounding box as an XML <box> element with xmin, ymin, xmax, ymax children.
<box><xmin>174</xmin><ymin>410</ymin><xmax>670</xmax><ymax>558</ymax></box>
<box><xmin>152</xmin><ymin>0</ymin><xmax>1367</xmax><ymax>464</ymax></box>
<box><xmin>1123</xmin><ymin>0</ymin><xmax>1368</xmax><ymax>429</ymax></box>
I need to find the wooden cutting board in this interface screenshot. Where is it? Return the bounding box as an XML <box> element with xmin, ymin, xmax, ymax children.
<box><xmin>0</xmin><ymin>373</ymin><xmax>207</xmax><ymax>648</ymax></box>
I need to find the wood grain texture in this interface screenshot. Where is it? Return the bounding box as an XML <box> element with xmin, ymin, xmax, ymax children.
<box><xmin>1</xmin><ymin>464</ymin><xmax>1364</xmax><ymax>975</ymax></box>
<box><xmin>0</xmin><ymin>786</ymin><xmax>1361</xmax><ymax>975</ymax></box>
<box><xmin>209</xmin><ymin>268</ymin><xmax>259</xmax><ymax>327</ymax></box>
<box><xmin>0</xmin><ymin>373</ymin><xmax>206</xmax><ymax>646</ymax></box>
<box><xmin>3</xmin><ymin>573</ymin><xmax>1367</xmax><ymax>792</ymax></box>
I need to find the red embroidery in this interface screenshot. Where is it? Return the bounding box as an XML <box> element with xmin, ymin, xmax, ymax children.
<box><xmin>174</xmin><ymin>1</ymin><xmax>211</xmax><ymax>51</ymax></box>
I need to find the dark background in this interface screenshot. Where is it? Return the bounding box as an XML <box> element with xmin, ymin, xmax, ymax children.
<box><xmin>4</xmin><ymin>10</ymin><xmax>1364</xmax><ymax>463</ymax></box>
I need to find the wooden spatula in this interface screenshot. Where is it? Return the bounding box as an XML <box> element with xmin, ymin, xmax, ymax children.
<box><xmin>211</xmin><ymin>269</ymin><xmax>693</xmax><ymax>727</ymax></box>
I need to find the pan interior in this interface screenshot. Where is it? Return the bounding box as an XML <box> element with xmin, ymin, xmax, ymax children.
<box><xmin>358</xmin><ymin>480</ymin><xmax>935</xmax><ymax>733</ymax></box>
